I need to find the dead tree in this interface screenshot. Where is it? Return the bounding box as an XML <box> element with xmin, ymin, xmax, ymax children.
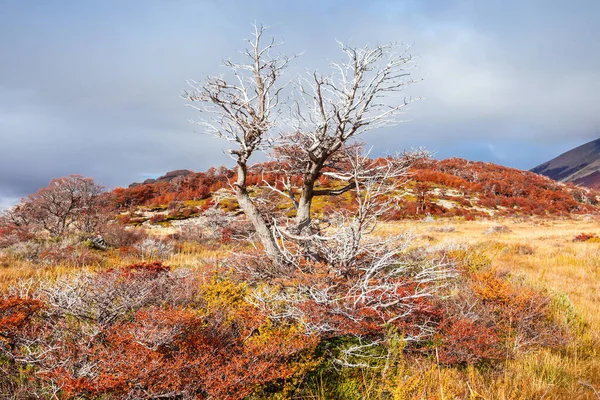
<box><xmin>278</xmin><ymin>40</ymin><xmax>419</xmax><ymax>236</ymax></box>
<box><xmin>183</xmin><ymin>24</ymin><xmax>293</xmax><ymax>265</ymax></box>
<box><xmin>184</xmin><ymin>25</ymin><xmax>421</xmax><ymax>267</ymax></box>
<box><xmin>248</xmin><ymin>149</ymin><xmax>453</xmax><ymax>346</ymax></box>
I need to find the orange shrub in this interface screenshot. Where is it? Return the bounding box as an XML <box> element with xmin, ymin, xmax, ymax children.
<box><xmin>436</xmin><ymin>318</ymin><xmax>504</xmax><ymax>365</ymax></box>
<box><xmin>573</xmin><ymin>232</ymin><xmax>598</xmax><ymax>242</ymax></box>
<box><xmin>2</xmin><ymin>268</ymin><xmax>318</xmax><ymax>399</ymax></box>
<box><xmin>0</xmin><ymin>297</ymin><xmax>43</xmax><ymax>343</ymax></box>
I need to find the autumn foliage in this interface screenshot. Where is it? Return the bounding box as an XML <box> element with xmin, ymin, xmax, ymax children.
<box><xmin>433</xmin><ymin>248</ymin><xmax>568</xmax><ymax>365</ymax></box>
<box><xmin>0</xmin><ymin>263</ymin><xmax>317</xmax><ymax>399</ymax></box>
<box><xmin>0</xmin><ymin>158</ymin><xmax>594</xmax><ymax>398</ymax></box>
<box><xmin>101</xmin><ymin>157</ymin><xmax>599</xmax><ymax>223</ymax></box>
<box><xmin>0</xmin><ymin>296</ymin><xmax>43</xmax><ymax>344</ymax></box>
<box><xmin>573</xmin><ymin>232</ymin><xmax>599</xmax><ymax>242</ymax></box>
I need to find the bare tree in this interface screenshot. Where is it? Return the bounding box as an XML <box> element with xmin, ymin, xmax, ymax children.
<box><xmin>3</xmin><ymin>175</ymin><xmax>106</xmax><ymax>237</ymax></box>
<box><xmin>71</xmin><ymin>180</ymin><xmax>109</xmax><ymax>234</ymax></box>
<box><xmin>183</xmin><ymin>24</ymin><xmax>293</xmax><ymax>264</ymax></box>
<box><xmin>184</xmin><ymin>25</ymin><xmax>420</xmax><ymax>267</ymax></box>
<box><xmin>182</xmin><ymin>27</ymin><xmax>454</xmax><ymax>363</ymax></box>
<box><xmin>278</xmin><ymin>41</ymin><xmax>419</xmax><ymax>237</ymax></box>
<box><xmin>248</xmin><ymin>147</ymin><xmax>453</xmax><ymax>343</ymax></box>
<box><xmin>268</xmin><ymin>146</ymin><xmax>428</xmax><ymax>263</ymax></box>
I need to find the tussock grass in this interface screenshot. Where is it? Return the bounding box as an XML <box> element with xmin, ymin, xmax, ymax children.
<box><xmin>1</xmin><ymin>217</ymin><xmax>600</xmax><ymax>398</ymax></box>
<box><xmin>363</xmin><ymin>217</ymin><xmax>600</xmax><ymax>399</ymax></box>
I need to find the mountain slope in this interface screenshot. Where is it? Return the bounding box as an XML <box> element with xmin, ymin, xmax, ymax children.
<box><xmin>532</xmin><ymin>138</ymin><xmax>600</xmax><ymax>188</ymax></box>
<box><xmin>110</xmin><ymin>158</ymin><xmax>599</xmax><ymax>221</ymax></box>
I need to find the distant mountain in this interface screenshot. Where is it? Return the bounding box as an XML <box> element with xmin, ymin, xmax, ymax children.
<box><xmin>128</xmin><ymin>169</ymin><xmax>193</xmax><ymax>188</ymax></box>
<box><xmin>532</xmin><ymin>138</ymin><xmax>600</xmax><ymax>189</ymax></box>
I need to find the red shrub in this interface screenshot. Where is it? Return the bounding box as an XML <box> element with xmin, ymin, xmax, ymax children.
<box><xmin>464</xmin><ymin>213</ymin><xmax>476</xmax><ymax>221</ymax></box>
<box><xmin>573</xmin><ymin>232</ymin><xmax>598</xmax><ymax>242</ymax></box>
<box><xmin>119</xmin><ymin>261</ymin><xmax>171</xmax><ymax>277</ymax></box>
<box><xmin>436</xmin><ymin>318</ymin><xmax>503</xmax><ymax>365</ymax></box>
<box><xmin>43</xmin><ymin>306</ymin><xmax>316</xmax><ymax>399</ymax></box>
<box><xmin>220</xmin><ymin>227</ymin><xmax>233</xmax><ymax>243</ymax></box>
<box><xmin>0</xmin><ymin>297</ymin><xmax>43</xmax><ymax>343</ymax></box>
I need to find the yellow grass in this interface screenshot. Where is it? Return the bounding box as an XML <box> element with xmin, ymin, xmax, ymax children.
<box><xmin>377</xmin><ymin>217</ymin><xmax>600</xmax><ymax>332</ymax></box>
<box><xmin>370</xmin><ymin>217</ymin><xmax>600</xmax><ymax>399</ymax></box>
<box><xmin>1</xmin><ymin>217</ymin><xmax>600</xmax><ymax>398</ymax></box>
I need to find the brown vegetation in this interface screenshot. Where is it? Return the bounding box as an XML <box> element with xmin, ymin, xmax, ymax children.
<box><xmin>0</xmin><ymin>215</ymin><xmax>598</xmax><ymax>398</ymax></box>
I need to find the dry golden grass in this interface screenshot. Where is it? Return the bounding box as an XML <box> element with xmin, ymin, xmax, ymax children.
<box><xmin>370</xmin><ymin>216</ymin><xmax>600</xmax><ymax>399</ymax></box>
<box><xmin>1</xmin><ymin>217</ymin><xmax>600</xmax><ymax>398</ymax></box>
<box><xmin>0</xmin><ymin>262</ymin><xmax>73</xmax><ymax>291</ymax></box>
<box><xmin>378</xmin><ymin>217</ymin><xmax>600</xmax><ymax>333</ymax></box>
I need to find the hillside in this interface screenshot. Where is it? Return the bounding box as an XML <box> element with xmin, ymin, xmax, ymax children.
<box><xmin>1</xmin><ymin>158</ymin><xmax>600</xmax><ymax>398</ymax></box>
<box><xmin>109</xmin><ymin>157</ymin><xmax>599</xmax><ymax>225</ymax></box>
<box><xmin>532</xmin><ymin>138</ymin><xmax>600</xmax><ymax>188</ymax></box>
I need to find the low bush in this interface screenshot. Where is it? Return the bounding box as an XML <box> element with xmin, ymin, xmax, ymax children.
<box><xmin>134</xmin><ymin>238</ymin><xmax>174</xmax><ymax>260</ymax></box>
<box><xmin>39</xmin><ymin>244</ymin><xmax>104</xmax><ymax>267</ymax></box>
<box><xmin>0</xmin><ymin>267</ymin><xmax>319</xmax><ymax>399</ymax></box>
<box><xmin>510</xmin><ymin>243</ymin><xmax>536</xmax><ymax>255</ymax></box>
<box><xmin>431</xmin><ymin>225</ymin><xmax>456</xmax><ymax>233</ymax></box>
<box><xmin>99</xmin><ymin>224</ymin><xmax>147</xmax><ymax>248</ymax></box>
<box><xmin>573</xmin><ymin>232</ymin><xmax>599</xmax><ymax>242</ymax></box>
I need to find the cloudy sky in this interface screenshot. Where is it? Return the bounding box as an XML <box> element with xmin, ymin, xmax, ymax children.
<box><xmin>1</xmin><ymin>0</ymin><xmax>599</xmax><ymax>209</ymax></box>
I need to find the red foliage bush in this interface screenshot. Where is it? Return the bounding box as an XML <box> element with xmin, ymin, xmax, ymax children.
<box><xmin>436</xmin><ymin>318</ymin><xmax>504</xmax><ymax>365</ymax></box>
<box><xmin>0</xmin><ymin>266</ymin><xmax>317</xmax><ymax>399</ymax></box>
<box><xmin>49</xmin><ymin>307</ymin><xmax>316</xmax><ymax>399</ymax></box>
<box><xmin>220</xmin><ymin>227</ymin><xmax>233</xmax><ymax>243</ymax></box>
<box><xmin>249</xmin><ymin>258</ymin><xmax>443</xmax><ymax>342</ymax></box>
<box><xmin>118</xmin><ymin>261</ymin><xmax>171</xmax><ymax>277</ymax></box>
<box><xmin>464</xmin><ymin>213</ymin><xmax>476</xmax><ymax>221</ymax></box>
<box><xmin>0</xmin><ymin>297</ymin><xmax>45</xmax><ymax>397</ymax></box>
<box><xmin>418</xmin><ymin>247</ymin><xmax>571</xmax><ymax>366</ymax></box>
<box><xmin>573</xmin><ymin>232</ymin><xmax>598</xmax><ymax>242</ymax></box>
<box><xmin>0</xmin><ymin>297</ymin><xmax>43</xmax><ymax>343</ymax></box>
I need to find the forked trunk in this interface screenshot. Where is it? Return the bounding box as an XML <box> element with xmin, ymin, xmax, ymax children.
<box><xmin>291</xmin><ymin>166</ymin><xmax>324</xmax><ymax>261</ymax></box>
<box><xmin>235</xmin><ymin>163</ymin><xmax>282</xmax><ymax>266</ymax></box>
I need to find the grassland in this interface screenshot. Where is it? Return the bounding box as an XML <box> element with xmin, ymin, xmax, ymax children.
<box><xmin>1</xmin><ymin>216</ymin><xmax>599</xmax><ymax>399</ymax></box>
<box><xmin>382</xmin><ymin>218</ymin><xmax>600</xmax><ymax>333</ymax></box>
<box><xmin>369</xmin><ymin>217</ymin><xmax>600</xmax><ymax>399</ymax></box>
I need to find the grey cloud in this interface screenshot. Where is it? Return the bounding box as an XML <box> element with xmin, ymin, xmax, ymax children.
<box><xmin>0</xmin><ymin>0</ymin><xmax>599</xmax><ymax>210</ymax></box>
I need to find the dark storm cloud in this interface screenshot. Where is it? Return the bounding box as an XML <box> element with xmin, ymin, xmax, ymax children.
<box><xmin>1</xmin><ymin>0</ymin><xmax>599</xmax><ymax>209</ymax></box>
